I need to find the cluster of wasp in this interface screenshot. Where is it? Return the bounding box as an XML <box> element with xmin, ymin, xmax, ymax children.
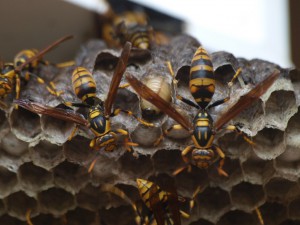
<box><xmin>0</xmin><ymin>7</ymin><xmax>280</xmax><ymax>225</ymax></box>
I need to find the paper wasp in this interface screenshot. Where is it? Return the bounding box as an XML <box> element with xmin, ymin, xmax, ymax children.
<box><xmin>0</xmin><ymin>35</ymin><xmax>73</xmax><ymax>107</ymax></box>
<box><xmin>15</xmin><ymin>42</ymin><xmax>153</xmax><ymax>172</ymax></box>
<box><xmin>126</xmin><ymin>46</ymin><xmax>280</xmax><ymax>176</ymax></box>
<box><xmin>100</xmin><ymin>178</ymin><xmax>189</xmax><ymax>225</ymax></box>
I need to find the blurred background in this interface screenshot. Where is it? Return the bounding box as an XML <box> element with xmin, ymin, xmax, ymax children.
<box><xmin>0</xmin><ymin>0</ymin><xmax>299</xmax><ymax>68</ymax></box>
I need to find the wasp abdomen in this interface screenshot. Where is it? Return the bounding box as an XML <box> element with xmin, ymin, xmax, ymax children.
<box><xmin>189</xmin><ymin>47</ymin><xmax>215</xmax><ymax>109</ymax></box>
<box><xmin>72</xmin><ymin>67</ymin><xmax>97</xmax><ymax>106</ymax></box>
<box><xmin>14</xmin><ymin>49</ymin><xmax>39</xmax><ymax>70</ymax></box>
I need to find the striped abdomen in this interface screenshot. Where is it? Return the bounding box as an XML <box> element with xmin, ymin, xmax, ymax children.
<box><xmin>189</xmin><ymin>47</ymin><xmax>215</xmax><ymax>109</ymax></box>
<box><xmin>126</xmin><ymin>25</ymin><xmax>150</xmax><ymax>50</ymax></box>
<box><xmin>72</xmin><ymin>67</ymin><xmax>97</xmax><ymax>105</ymax></box>
<box><xmin>14</xmin><ymin>49</ymin><xmax>39</xmax><ymax>70</ymax></box>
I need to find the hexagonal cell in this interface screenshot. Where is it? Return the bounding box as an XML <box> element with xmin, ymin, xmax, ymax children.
<box><xmin>260</xmin><ymin>201</ymin><xmax>287</xmax><ymax>225</ymax></box>
<box><xmin>218</xmin><ymin>131</ymin><xmax>252</xmax><ymax>161</ymax></box>
<box><xmin>174</xmin><ymin>168</ymin><xmax>209</xmax><ymax>198</ymax></box>
<box><xmin>194</xmin><ymin>187</ymin><xmax>231</xmax><ymax>223</ymax></box>
<box><xmin>216</xmin><ymin>210</ymin><xmax>262</xmax><ymax>225</ymax></box>
<box><xmin>289</xmin><ymin>197</ymin><xmax>300</xmax><ymax>220</ymax></box>
<box><xmin>118</xmin><ymin>152</ymin><xmax>153</xmax><ymax>179</ymax></box>
<box><xmin>38</xmin><ymin>187</ymin><xmax>76</xmax><ymax>216</ymax></box>
<box><xmin>65</xmin><ymin>207</ymin><xmax>96</xmax><ymax>225</ymax></box>
<box><xmin>30</xmin><ymin>140</ymin><xmax>65</xmax><ymax>170</ymax></box>
<box><xmin>242</xmin><ymin>152</ymin><xmax>275</xmax><ymax>185</ymax></box>
<box><xmin>189</xmin><ymin>218</ymin><xmax>214</xmax><ymax>225</ymax></box>
<box><xmin>265</xmin><ymin>90</ymin><xmax>297</xmax><ymax>131</ymax></box>
<box><xmin>41</xmin><ymin>112</ymin><xmax>77</xmax><ymax>145</ymax></box>
<box><xmin>286</xmin><ymin>108</ymin><xmax>300</xmax><ymax>147</ymax></box>
<box><xmin>99</xmin><ymin>205</ymin><xmax>136</xmax><ymax>225</ymax></box>
<box><xmin>53</xmin><ymin>161</ymin><xmax>90</xmax><ymax>194</ymax></box>
<box><xmin>264</xmin><ymin>177</ymin><xmax>300</xmax><ymax>203</ymax></box>
<box><xmin>31</xmin><ymin>214</ymin><xmax>65</xmax><ymax>225</ymax></box>
<box><xmin>252</xmin><ymin>128</ymin><xmax>285</xmax><ymax>160</ymax></box>
<box><xmin>9</xmin><ymin>107</ymin><xmax>42</xmax><ymax>142</ymax></box>
<box><xmin>279</xmin><ymin>219</ymin><xmax>300</xmax><ymax>225</ymax></box>
<box><xmin>0</xmin><ymin>132</ymin><xmax>28</xmax><ymax>157</ymax></box>
<box><xmin>76</xmin><ymin>184</ymin><xmax>102</xmax><ymax>211</ymax></box>
<box><xmin>0</xmin><ymin>200</ymin><xmax>5</xmax><ymax>216</ymax></box>
<box><xmin>152</xmin><ymin>149</ymin><xmax>184</xmax><ymax>174</ymax></box>
<box><xmin>275</xmin><ymin>145</ymin><xmax>300</xmax><ymax>179</ymax></box>
<box><xmin>131</xmin><ymin>124</ymin><xmax>162</xmax><ymax>147</ymax></box>
<box><xmin>231</xmin><ymin>182</ymin><xmax>265</xmax><ymax>211</ymax></box>
<box><xmin>208</xmin><ymin>158</ymin><xmax>244</xmax><ymax>191</ymax></box>
<box><xmin>18</xmin><ymin>162</ymin><xmax>53</xmax><ymax>193</ymax></box>
<box><xmin>0</xmin><ymin>214</ymin><xmax>24</xmax><ymax>225</ymax></box>
<box><xmin>0</xmin><ymin>166</ymin><xmax>19</xmax><ymax>198</ymax></box>
<box><xmin>4</xmin><ymin>191</ymin><xmax>38</xmax><ymax>221</ymax></box>
<box><xmin>63</xmin><ymin>135</ymin><xmax>95</xmax><ymax>165</ymax></box>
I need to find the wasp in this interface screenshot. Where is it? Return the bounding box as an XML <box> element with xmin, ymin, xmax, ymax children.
<box><xmin>100</xmin><ymin>178</ymin><xmax>189</xmax><ymax>225</ymax></box>
<box><xmin>0</xmin><ymin>35</ymin><xmax>73</xmax><ymax>106</ymax></box>
<box><xmin>126</xmin><ymin>46</ymin><xmax>280</xmax><ymax>176</ymax></box>
<box><xmin>16</xmin><ymin>42</ymin><xmax>153</xmax><ymax>172</ymax></box>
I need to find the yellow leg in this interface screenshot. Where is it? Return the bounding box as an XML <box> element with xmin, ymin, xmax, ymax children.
<box><xmin>228</xmin><ymin>67</ymin><xmax>242</xmax><ymax>87</ymax></box>
<box><xmin>26</xmin><ymin>209</ymin><xmax>34</xmax><ymax>225</ymax></box>
<box><xmin>68</xmin><ymin>126</ymin><xmax>78</xmax><ymax>141</ymax></box>
<box><xmin>255</xmin><ymin>207</ymin><xmax>264</xmax><ymax>225</ymax></box>
<box><xmin>182</xmin><ymin>145</ymin><xmax>194</xmax><ymax>162</ymax></box>
<box><xmin>226</xmin><ymin>125</ymin><xmax>255</xmax><ymax>146</ymax></box>
<box><xmin>119</xmin><ymin>83</ymin><xmax>130</xmax><ymax>88</ymax></box>
<box><xmin>55</xmin><ymin>60</ymin><xmax>75</xmax><ymax>68</ymax></box>
<box><xmin>112</xmin><ymin>108</ymin><xmax>154</xmax><ymax>127</ymax></box>
<box><xmin>217</xmin><ymin>158</ymin><xmax>228</xmax><ymax>177</ymax></box>
<box><xmin>14</xmin><ymin>74</ymin><xmax>21</xmax><ymax>109</ymax></box>
<box><xmin>214</xmin><ymin>145</ymin><xmax>225</xmax><ymax>159</ymax></box>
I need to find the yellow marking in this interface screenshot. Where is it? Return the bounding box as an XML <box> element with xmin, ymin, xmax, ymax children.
<box><xmin>192</xmin><ymin>54</ymin><xmax>211</xmax><ymax>61</ymax></box>
<box><xmin>190</xmin><ymin>64</ymin><xmax>213</xmax><ymax>72</ymax></box>
<box><xmin>195</xmin><ymin>47</ymin><xmax>208</xmax><ymax>55</ymax></box>
<box><xmin>189</xmin><ymin>77</ymin><xmax>215</xmax><ymax>86</ymax></box>
<box><xmin>119</xmin><ymin>83</ymin><xmax>130</xmax><ymax>88</ymax></box>
<box><xmin>197</xmin><ymin>120</ymin><xmax>209</xmax><ymax>126</ymax></box>
<box><xmin>116</xmin><ymin>129</ymin><xmax>128</xmax><ymax>135</ymax></box>
<box><xmin>204</xmin><ymin>131</ymin><xmax>207</xmax><ymax>140</ymax></box>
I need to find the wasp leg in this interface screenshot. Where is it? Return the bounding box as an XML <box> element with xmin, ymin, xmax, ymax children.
<box><xmin>24</xmin><ymin>72</ymin><xmax>63</xmax><ymax>97</ymax></box>
<box><xmin>55</xmin><ymin>60</ymin><xmax>75</xmax><ymax>68</ymax></box>
<box><xmin>176</xmin><ymin>94</ymin><xmax>199</xmax><ymax>109</ymax></box>
<box><xmin>207</xmin><ymin>97</ymin><xmax>230</xmax><ymax>109</ymax></box>
<box><xmin>14</xmin><ymin>73</ymin><xmax>21</xmax><ymax>109</ymax></box>
<box><xmin>118</xmin><ymin>83</ymin><xmax>130</xmax><ymax>88</ymax></box>
<box><xmin>212</xmin><ymin>145</ymin><xmax>228</xmax><ymax>177</ymax></box>
<box><xmin>110</xmin><ymin>108</ymin><xmax>154</xmax><ymax>127</ymax></box>
<box><xmin>68</xmin><ymin>125</ymin><xmax>78</xmax><ymax>141</ymax></box>
<box><xmin>225</xmin><ymin>125</ymin><xmax>255</xmax><ymax>146</ymax></box>
<box><xmin>173</xmin><ymin>145</ymin><xmax>194</xmax><ymax>176</ymax></box>
<box><xmin>255</xmin><ymin>207</ymin><xmax>264</xmax><ymax>225</ymax></box>
<box><xmin>228</xmin><ymin>67</ymin><xmax>242</xmax><ymax>87</ymax></box>
<box><xmin>115</xmin><ymin>128</ymin><xmax>138</xmax><ymax>152</ymax></box>
<box><xmin>26</xmin><ymin>209</ymin><xmax>34</xmax><ymax>225</ymax></box>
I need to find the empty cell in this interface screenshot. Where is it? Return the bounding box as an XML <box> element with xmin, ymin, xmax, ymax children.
<box><xmin>288</xmin><ymin>197</ymin><xmax>300</xmax><ymax>220</ymax></box>
<box><xmin>265</xmin><ymin>177</ymin><xmax>300</xmax><ymax>203</ymax></box>
<box><xmin>231</xmin><ymin>182</ymin><xmax>265</xmax><ymax>211</ymax></box>
<box><xmin>30</xmin><ymin>140</ymin><xmax>64</xmax><ymax>170</ymax></box>
<box><xmin>0</xmin><ymin>166</ymin><xmax>18</xmax><ymax>198</ymax></box>
<box><xmin>195</xmin><ymin>187</ymin><xmax>231</xmax><ymax>223</ymax></box>
<box><xmin>252</xmin><ymin>128</ymin><xmax>285</xmax><ymax>160</ymax></box>
<box><xmin>4</xmin><ymin>191</ymin><xmax>38</xmax><ymax>221</ymax></box>
<box><xmin>18</xmin><ymin>162</ymin><xmax>53</xmax><ymax>193</ymax></box>
<box><xmin>53</xmin><ymin>161</ymin><xmax>90</xmax><ymax>194</ymax></box>
<box><xmin>65</xmin><ymin>207</ymin><xmax>96</xmax><ymax>225</ymax></box>
<box><xmin>10</xmin><ymin>107</ymin><xmax>42</xmax><ymax>142</ymax></box>
<box><xmin>217</xmin><ymin>209</ymin><xmax>262</xmax><ymax>225</ymax></box>
<box><xmin>260</xmin><ymin>201</ymin><xmax>287</xmax><ymax>225</ymax></box>
<box><xmin>38</xmin><ymin>187</ymin><xmax>75</xmax><ymax>216</ymax></box>
<box><xmin>1</xmin><ymin>132</ymin><xmax>28</xmax><ymax>157</ymax></box>
<box><xmin>152</xmin><ymin>149</ymin><xmax>184</xmax><ymax>174</ymax></box>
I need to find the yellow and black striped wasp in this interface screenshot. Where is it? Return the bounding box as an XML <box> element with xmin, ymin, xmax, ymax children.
<box><xmin>100</xmin><ymin>178</ymin><xmax>189</xmax><ymax>225</ymax></box>
<box><xmin>15</xmin><ymin>41</ymin><xmax>153</xmax><ymax>172</ymax></box>
<box><xmin>126</xmin><ymin>46</ymin><xmax>280</xmax><ymax>176</ymax></box>
<box><xmin>0</xmin><ymin>35</ymin><xmax>73</xmax><ymax>107</ymax></box>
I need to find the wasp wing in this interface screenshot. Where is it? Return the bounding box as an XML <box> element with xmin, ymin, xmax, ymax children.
<box><xmin>126</xmin><ymin>73</ymin><xmax>193</xmax><ymax>131</ymax></box>
<box><xmin>14</xmin><ymin>99</ymin><xmax>89</xmax><ymax>127</ymax></box>
<box><xmin>215</xmin><ymin>70</ymin><xmax>280</xmax><ymax>131</ymax></box>
<box><xmin>15</xmin><ymin>35</ymin><xmax>73</xmax><ymax>72</ymax></box>
<box><xmin>148</xmin><ymin>182</ymin><xmax>166</xmax><ymax>225</ymax></box>
<box><xmin>104</xmin><ymin>41</ymin><xmax>132</xmax><ymax>115</ymax></box>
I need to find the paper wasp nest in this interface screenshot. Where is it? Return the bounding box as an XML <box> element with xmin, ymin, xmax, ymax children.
<box><xmin>0</xmin><ymin>34</ymin><xmax>300</xmax><ymax>225</ymax></box>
